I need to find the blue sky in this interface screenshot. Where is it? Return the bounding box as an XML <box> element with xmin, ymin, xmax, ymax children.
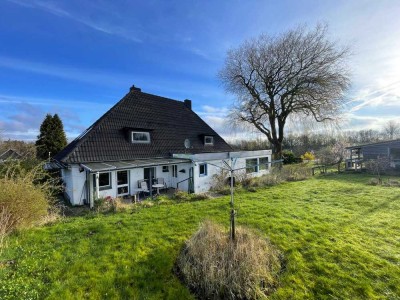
<box><xmin>0</xmin><ymin>0</ymin><xmax>399</xmax><ymax>141</ymax></box>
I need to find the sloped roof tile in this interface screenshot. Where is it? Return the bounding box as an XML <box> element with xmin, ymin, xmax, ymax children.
<box><xmin>54</xmin><ymin>88</ymin><xmax>232</xmax><ymax>163</ymax></box>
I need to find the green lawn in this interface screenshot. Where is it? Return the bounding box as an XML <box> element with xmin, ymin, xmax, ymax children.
<box><xmin>1</xmin><ymin>173</ymin><xmax>399</xmax><ymax>299</ymax></box>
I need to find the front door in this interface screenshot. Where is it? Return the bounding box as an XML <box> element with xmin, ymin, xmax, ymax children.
<box><xmin>144</xmin><ymin>167</ymin><xmax>156</xmax><ymax>187</ymax></box>
<box><xmin>117</xmin><ymin>170</ymin><xmax>129</xmax><ymax>197</ymax></box>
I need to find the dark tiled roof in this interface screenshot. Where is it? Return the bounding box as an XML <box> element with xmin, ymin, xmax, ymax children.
<box><xmin>0</xmin><ymin>149</ymin><xmax>22</xmax><ymax>161</ymax></box>
<box><xmin>54</xmin><ymin>88</ymin><xmax>232</xmax><ymax>164</ymax></box>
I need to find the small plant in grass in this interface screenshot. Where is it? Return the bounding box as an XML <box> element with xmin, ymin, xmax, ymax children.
<box><xmin>367</xmin><ymin>178</ymin><xmax>380</xmax><ymax>186</ymax></box>
<box><xmin>94</xmin><ymin>196</ymin><xmax>117</xmax><ymax>213</ymax></box>
<box><xmin>170</xmin><ymin>191</ymin><xmax>211</xmax><ymax>202</ymax></box>
<box><xmin>176</xmin><ymin>220</ymin><xmax>282</xmax><ymax>299</ymax></box>
<box><xmin>171</xmin><ymin>190</ymin><xmax>191</xmax><ymax>201</ymax></box>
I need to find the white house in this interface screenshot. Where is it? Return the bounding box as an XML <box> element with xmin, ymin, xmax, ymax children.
<box><xmin>51</xmin><ymin>85</ymin><xmax>271</xmax><ymax>206</ymax></box>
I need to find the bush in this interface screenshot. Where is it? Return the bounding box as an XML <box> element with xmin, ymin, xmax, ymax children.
<box><xmin>282</xmin><ymin>150</ymin><xmax>301</xmax><ymax>164</ymax></box>
<box><xmin>0</xmin><ymin>163</ymin><xmax>56</xmax><ymax>249</ymax></box>
<box><xmin>171</xmin><ymin>190</ymin><xmax>191</xmax><ymax>201</ymax></box>
<box><xmin>301</xmin><ymin>151</ymin><xmax>315</xmax><ymax>161</ymax></box>
<box><xmin>243</xmin><ymin>164</ymin><xmax>312</xmax><ymax>189</ymax></box>
<box><xmin>176</xmin><ymin>221</ymin><xmax>282</xmax><ymax>299</ymax></box>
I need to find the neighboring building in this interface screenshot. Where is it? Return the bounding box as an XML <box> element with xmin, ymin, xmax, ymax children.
<box><xmin>346</xmin><ymin>139</ymin><xmax>400</xmax><ymax>170</ymax></box>
<box><xmin>0</xmin><ymin>149</ymin><xmax>22</xmax><ymax>162</ymax></box>
<box><xmin>51</xmin><ymin>86</ymin><xmax>271</xmax><ymax>206</ymax></box>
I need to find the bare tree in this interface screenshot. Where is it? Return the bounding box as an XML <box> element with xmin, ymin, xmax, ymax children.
<box><xmin>317</xmin><ymin>139</ymin><xmax>349</xmax><ymax>171</ymax></box>
<box><xmin>219</xmin><ymin>24</ymin><xmax>351</xmax><ymax>157</ymax></box>
<box><xmin>383</xmin><ymin>120</ymin><xmax>400</xmax><ymax>140</ymax></box>
<box><xmin>365</xmin><ymin>156</ymin><xmax>391</xmax><ymax>183</ymax></box>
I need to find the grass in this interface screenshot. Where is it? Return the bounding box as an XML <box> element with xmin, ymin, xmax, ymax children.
<box><xmin>1</xmin><ymin>173</ymin><xmax>399</xmax><ymax>299</ymax></box>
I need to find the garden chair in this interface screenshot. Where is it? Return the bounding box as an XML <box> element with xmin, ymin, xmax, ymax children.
<box><xmin>140</xmin><ymin>181</ymin><xmax>151</xmax><ymax>198</ymax></box>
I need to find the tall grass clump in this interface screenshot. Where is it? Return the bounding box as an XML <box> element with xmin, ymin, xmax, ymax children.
<box><xmin>176</xmin><ymin>221</ymin><xmax>282</xmax><ymax>299</ymax></box>
<box><xmin>0</xmin><ymin>162</ymin><xmax>58</xmax><ymax>249</ymax></box>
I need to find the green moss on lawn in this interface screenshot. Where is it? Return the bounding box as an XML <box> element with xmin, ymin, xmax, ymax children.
<box><xmin>1</xmin><ymin>173</ymin><xmax>399</xmax><ymax>299</ymax></box>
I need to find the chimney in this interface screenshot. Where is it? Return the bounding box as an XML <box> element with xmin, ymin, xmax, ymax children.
<box><xmin>130</xmin><ymin>85</ymin><xmax>141</xmax><ymax>92</ymax></box>
<box><xmin>184</xmin><ymin>99</ymin><xmax>192</xmax><ymax>110</ymax></box>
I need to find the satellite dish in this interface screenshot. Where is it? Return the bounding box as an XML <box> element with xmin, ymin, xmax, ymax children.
<box><xmin>184</xmin><ymin>139</ymin><xmax>191</xmax><ymax>149</ymax></box>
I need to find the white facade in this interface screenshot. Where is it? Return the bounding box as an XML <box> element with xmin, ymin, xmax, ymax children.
<box><xmin>179</xmin><ymin>150</ymin><xmax>272</xmax><ymax>193</ymax></box>
<box><xmin>62</xmin><ymin>150</ymin><xmax>272</xmax><ymax>206</ymax></box>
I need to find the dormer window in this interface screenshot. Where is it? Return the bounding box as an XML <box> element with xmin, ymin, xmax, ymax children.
<box><xmin>204</xmin><ymin>136</ymin><xmax>214</xmax><ymax>146</ymax></box>
<box><xmin>131</xmin><ymin>131</ymin><xmax>150</xmax><ymax>144</ymax></box>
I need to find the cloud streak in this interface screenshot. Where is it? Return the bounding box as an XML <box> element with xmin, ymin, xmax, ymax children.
<box><xmin>6</xmin><ymin>0</ymin><xmax>143</xmax><ymax>42</ymax></box>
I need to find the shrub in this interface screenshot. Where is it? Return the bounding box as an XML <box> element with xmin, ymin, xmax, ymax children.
<box><xmin>301</xmin><ymin>151</ymin><xmax>315</xmax><ymax>161</ymax></box>
<box><xmin>171</xmin><ymin>190</ymin><xmax>191</xmax><ymax>201</ymax></box>
<box><xmin>279</xmin><ymin>164</ymin><xmax>312</xmax><ymax>181</ymax></box>
<box><xmin>210</xmin><ymin>169</ymin><xmax>230</xmax><ymax>191</ymax></box>
<box><xmin>94</xmin><ymin>196</ymin><xmax>116</xmax><ymax>213</ymax></box>
<box><xmin>191</xmin><ymin>193</ymin><xmax>211</xmax><ymax>201</ymax></box>
<box><xmin>282</xmin><ymin>150</ymin><xmax>300</xmax><ymax>164</ymax></box>
<box><xmin>243</xmin><ymin>164</ymin><xmax>312</xmax><ymax>189</ymax></box>
<box><xmin>176</xmin><ymin>221</ymin><xmax>282</xmax><ymax>299</ymax></box>
<box><xmin>0</xmin><ymin>162</ymin><xmax>56</xmax><ymax>249</ymax></box>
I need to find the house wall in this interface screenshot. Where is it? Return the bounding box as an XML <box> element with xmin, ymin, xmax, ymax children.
<box><xmin>193</xmin><ymin>154</ymin><xmax>271</xmax><ymax>194</ymax></box>
<box><xmin>362</xmin><ymin>141</ymin><xmax>400</xmax><ymax>158</ymax></box>
<box><xmin>63</xmin><ymin>151</ymin><xmax>272</xmax><ymax>205</ymax></box>
<box><xmin>62</xmin><ymin>165</ymin><xmax>88</xmax><ymax>206</ymax></box>
<box><xmin>68</xmin><ymin>162</ymin><xmax>194</xmax><ymax>205</ymax></box>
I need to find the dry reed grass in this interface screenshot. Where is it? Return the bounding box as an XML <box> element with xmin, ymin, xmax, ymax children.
<box><xmin>176</xmin><ymin>221</ymin><xmax>282</xmax><ymax>299</ymax></box>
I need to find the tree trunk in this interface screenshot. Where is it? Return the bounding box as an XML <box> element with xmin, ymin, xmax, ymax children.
<box><xmin>273</xmin><ymin>142</ymin><xmax>283</xmax><ymax>159</ymax></box>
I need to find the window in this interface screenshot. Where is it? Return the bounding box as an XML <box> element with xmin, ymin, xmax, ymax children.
<box><xmin>172</xmin><ymin>165</ymin><xmax>178</xmax><ymax>178</ymax></box>
<box><xmin>246</xmin><ymin>158</ymin><xmax>258</xmax><ymax>174</ymax></box>
<box><xmin>391</xmin><ymin>148</ymin><xmax>400</xmax><ymax>159</ymax></box>
<box><xmin>199</xmin><ymin>163</ymin><xmax>207</xmax><ymax>176</ymax></box>
<box><xmin>93</xmin><ymin>172</ymin><xmax>112</xmax><ymax>190</ymax></box>
<box><xmin>162</xmin><ymin>166</ymin><xmax>169</xmax><ymax>172</ymax></box>
<box><xmin>204</xmin><ymin>136</ymin><xmax>214</xmax><ymax>145</ymax></box>
<box><xmin>259</xmin><ymin>157</ymin><xmax>269</xmax><ymax>170</ymax></box>
<box><xmin>131</xmin><ymin>131</ymin><xmax>150</xmax><ymax>143</ymax></box>
<box><xmin>117</xmin><ymin>170</ymin><xmax>129</xmax><ymax>196</ymax></box>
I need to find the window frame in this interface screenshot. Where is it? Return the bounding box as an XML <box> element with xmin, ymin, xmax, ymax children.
<box><xmin>117</xmin><ymin>170</ymin><xmax>129</xmax><ymax>196</ymax></box>
<box><xmin>259</xmin><ymin>157</ymin><xmax>269</xmax><ymax>171</ymax></box>
<box><xmin>199</xmin><ymin>163</ymin><xmax>208</xmax><ymax>177</ymax></box>
<box><xmin>94</xmin><ymin>172</ymin><xmax>112</xmax><ymax>190</ymax></box>
<box><xmin>245</xmin><ymin>158</ymin><xmax>259</xmax><ymax>174</ymax></box>
<box><xmin>131</xmin><ymin>131</ymin><xmax>151</xmax><ymax>144</ymax></box>
<box><xmin>162</xmin><ymin>166</ymin><xmax>169</xmax><ymax>173</ymax></box>
<box><xmin>204</xmin><ymin>136</ymin><xmax>214</xmax><ymax>146</ymax></box>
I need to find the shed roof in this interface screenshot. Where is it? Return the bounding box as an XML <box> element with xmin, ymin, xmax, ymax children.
<box><xmin>346</xmin><ymin>139</ymin><xmax>400</xmax><ymax>150</ymax></box>
<box><xmin>0</xmin><ymin>149</ymin><xmax>22</xmax><ymax>161</ymax></box>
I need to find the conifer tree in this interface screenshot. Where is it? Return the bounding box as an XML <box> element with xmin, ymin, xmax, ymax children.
<box><xmin>35</xmin><ymin>114</ymin><xmax>67</xmax><ymax>160</ymax></box>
